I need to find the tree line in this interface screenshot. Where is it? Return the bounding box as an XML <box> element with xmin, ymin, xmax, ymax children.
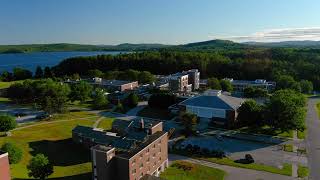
<box><xmin>52</xmin><ymin>49</ymin><xmax>320</xmax><ymax>89</ymax></box>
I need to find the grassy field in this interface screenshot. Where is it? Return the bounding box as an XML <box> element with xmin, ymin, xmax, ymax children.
<box><xmin>0</xmin><ymin>97</ymin><xmax>11</xmax><ymax>103</ymax></box>
<box><xmin>160</xmin><ymin>161</ymin><xmax>226</xmax><ymax>180</ymax></box>
<box><xmin>0</xmin><ymin>80</ymin><xmax>24</xmax><ymax>89</ymax></box>
<box><xmin>238</xmin><ymin>125</ymin><xmax>293</xmax><ymax>138</ymax></box>
<box><xmin>297</xmin><ymin>129</ymin><xmax>306</xmax><ymax>139</ymax></box>
<box><xmin>297</xmin><ymin>165</ymin><xmax>309</xmax><ymax>178</ymax></box>
<box><xmin>0</xmin><ymin>113</ymin><xmax>98</xmax><ymax>179</ymax></box>
<box><xmin>283</xmin><ymin>144</ymin><xmax>293</xmax><ymax>152</ymax></box>
<box><xmin>316</xmin><ymin>102</ymin><xmax>320</xmax><ymax>118</ymax></box>
<box><xmin>97</xmin><ymin>117</ymin><xmax>115</xmax><ymax>130</ymax></box>
<box><xmin>137</xmin><ymin>106</ymin><xmax>174</xmax><ymax>120</ymax></box>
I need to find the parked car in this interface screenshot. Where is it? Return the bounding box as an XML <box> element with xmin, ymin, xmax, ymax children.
<box><xmin>35</xmin><ymin>113</ymin><xmax>52</xmax><ymax>120</ymax></box>
<box><xmin>234</xmin><ymin>154</ymin><xmax>254</xmax><ymax>164</ymax></box>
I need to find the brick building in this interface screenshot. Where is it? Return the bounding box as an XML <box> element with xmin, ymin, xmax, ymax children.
<box><xmin>0</xmin><ymin>151</ymin><xmax>11</xmax><ymax>180</ymax></box>
<box><xmin>72</xmin><ymin>118</ymin><xmax>168</xmax><ymax>180</ymax></box>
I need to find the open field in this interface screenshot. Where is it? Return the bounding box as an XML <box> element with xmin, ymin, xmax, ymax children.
<box><xmin>0</xmin><ymin>114</ymin><xmax>99</xmax><ymax>179</ymax></box>
<box><xmin>0</xmin><ymin>80</ymin><xmax>24</xmax><ymax>89</ymax></box>
<box><xmin>97</xmin><ymin>117</ymin><xmax>115</xmax><ymax>130</ymax></box>
<box><xmin>160</xmin><ymin>161</ymin><xmax>226</xmax><ymax>180</ymax></box>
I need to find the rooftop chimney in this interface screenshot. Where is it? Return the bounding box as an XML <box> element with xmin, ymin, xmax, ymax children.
<box><xmin>140</xmin><ymin>118</ymin><xmax>145</xmax><ymax>130</ymax></box>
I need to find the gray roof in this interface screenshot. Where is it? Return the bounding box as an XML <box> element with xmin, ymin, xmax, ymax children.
<box><xmin>73</xmin><ymin>126</ymin><xmax>119</xmax><ymax>145</ymax></box>
<box><xmin>179</xmin><ymin>94</ymin><xmax>244</xmax><ymax>110</ymax></box>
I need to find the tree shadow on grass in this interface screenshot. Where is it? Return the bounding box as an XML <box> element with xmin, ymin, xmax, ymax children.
<box><xmin>29</xmin><ymin>138</ymin><xmax>91</xmax><ymax>166</ymax></box>
<box><xmin>13</xmin><ymin>172</ymin><xmax>92</xmax><ymax>180</ymax></box>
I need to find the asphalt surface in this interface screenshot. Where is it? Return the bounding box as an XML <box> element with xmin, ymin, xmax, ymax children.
<box><xmin>169</xmin><ymin>154</ymin><xmax>294</xmax><ymax>180</ymax></box>
<box><xmin>306</xmin><ymin>97</ymin><xmax>320</xmax><ymax>180</ymax></box>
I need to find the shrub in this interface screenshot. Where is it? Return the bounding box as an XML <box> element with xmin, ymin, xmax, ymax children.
<box><xmin>0</xmin><ymin>114</ymin><xmax>17</xmax><ymax>132</ymax></box>
<box><xmin>1</xmin><ymin>142</ymin><xmax>23</xmax><ymax>164</ymax></box>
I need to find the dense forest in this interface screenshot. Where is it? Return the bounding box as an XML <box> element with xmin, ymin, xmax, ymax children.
<box><xmin>53</xmin><ymin>47</ymin><xmax>320</xmax><ymax>89</ymax></box>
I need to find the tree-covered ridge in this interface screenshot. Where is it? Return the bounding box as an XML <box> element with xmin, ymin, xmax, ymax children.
<box><xmin>0</xmin><ymin>43</ymin><xmax>171</xmax><ymax>53</ymax></box>
<box><xmin>53</xmin><ymin>49</ymin><xmax>320</xmax><ymax>89</ymax></box>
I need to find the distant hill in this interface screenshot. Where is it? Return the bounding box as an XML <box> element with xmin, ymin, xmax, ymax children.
<box><xmin>0</xmin><ymin>43</ymin><xmax>171</xmax><ymax>54</ymax></box>
<box><xmin>243</xmin><ymin>41</ymin><xmax>320</xmax><ymax>48</ymax></box>
<box><xmin>174</xmin><ymin>39</ymin><xmax>247</xmax><ymax>51</ymax></box>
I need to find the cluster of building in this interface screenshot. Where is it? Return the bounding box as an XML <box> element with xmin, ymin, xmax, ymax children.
<box><xmin>155</xmin><ymin>69</ymin><xmax>200</xmax><ymax>93</ymax></box>
<box><xmin>0</xmin><ymin>151</ymin><xmax>10</xmax><ymax>180</ymax></box>
<box><xmin>170</xmin><ymin>90</ymin><xmax>244</xmax><ymax>128</ymax></box>
<box><xmin>72</xmin><ymin>118</ymin><xmax>168</xmax><ymax>180</ymax></box>
<box><xmin>224</xmin><ymin>78</ymin><xmax>276</xmax><ymax>92</ymax></box>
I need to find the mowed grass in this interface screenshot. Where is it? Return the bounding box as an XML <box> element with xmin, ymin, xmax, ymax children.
<box><xmin>316</xmin><ymin>102</ymin><xmax>320</xmax><ymax>119</ymax></box>
<box><xmin>97</xmin><ymin>118</ymin><xmax>114</xmax><ymax>130</ymax></box>
<box><xmin>238</xmin><ymin>125</ymin><xmax>293</xmax><ymax>138</ymax></box>
<box><xmin>160</xmin><ymin>161</ymin><xmax>226</xmax><ymax>180</ymax></box>
<box><xmin>0</xmin><ymin>118</ymin><xmax>96</xmax><ymax>179</ymax></box>
<box><xmin>297</xmin><ymin>165</ymin><xmax>309</xmax><ymax>178</ymax></box>
<box><xmin>0</xmin><ymin>80</ymin><xmax>24</xmax><ymax>89</ymax></box>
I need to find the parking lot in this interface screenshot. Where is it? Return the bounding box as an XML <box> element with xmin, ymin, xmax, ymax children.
<box><xmin>179</xmin><ymin>136</ymin><xmax>308</xmax><ymax>168</ymax></box>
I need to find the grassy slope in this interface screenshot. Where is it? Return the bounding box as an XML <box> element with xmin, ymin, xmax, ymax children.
<box><xmin>316</xmin><ymin>101</ymin><xmax>320</xmax><ymax>118</ymax></box>
<box><xmin>0</xmin><ymin>81</ymin><xmax>24</xmax><ymax>89</ymax></box>
<box><xmin>0</xmin><ymin>114</ymin><xmax>98</xmax><ymax>179</ymax></box>
<box><xmin>97</xmin><ymin>118</ymin><xmax>114</xmax><ymax>130</ymax></box>
<box><xmin>160</xmin><ymin>161</ymin><xmax>226</xmax><ymax>180</ymax></box>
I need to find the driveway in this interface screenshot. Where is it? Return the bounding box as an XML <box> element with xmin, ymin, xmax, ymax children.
<box><xmin>306</xmin><ymin>97</ymin><xmax>320</xmax><ymax>180</ymax></box>
<box><xmin>179</xmin><ymin>136</ymin><xmax>307</xmax><ymax>167</ymax></box>
<box><xmin>169</xmin><ymin>154</ymin><xmax>294</xmax><ymax>180</ymax></box>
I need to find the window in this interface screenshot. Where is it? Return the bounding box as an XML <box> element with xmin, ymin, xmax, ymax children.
<box><xmin>132</xmin><ymin>159</ymin><xmax>136</xmax><ymax>166</ymax></box>
<box><xmin>159</xmin><ymin>157</ymin><xmax>162</xmax><ymax>161</ymax></box>
<box><xmin>132</xmin><ymin>169</ymin><xmax>136</xmax><ymax>174</ymax></box>
<box><xmin>140</xmin><ymin>153</ymin><xmax>143</xmax><ymax>158</ymax></box>
<box><xmin>147</xmin><ymin>148</ymin><xmax>150</xmax><ymax>153</ymax></box>
<box><xmin>147</xmin><ymin>157</ymin><xmax>150</xmax><ymax>162</ymax></box>
<box><xmin>140</xmin><ymin>163</ymin><xmax>143</xmax><ymax>168</ymax></box>
<box><xmin>153</xmin><ymin>153</ymin><xmax>156</xmax><ymax>157</ymax></box>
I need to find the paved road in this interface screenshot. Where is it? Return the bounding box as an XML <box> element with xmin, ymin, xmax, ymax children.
<box><xmin>168</xmin><ymin>154</ymin><xmax>294</xmax><ymax>180</ymax></box>
<box><xmin>306</xmin><ymin>97</ymin><xmax>320</xmax><ymax>180</ymax></box>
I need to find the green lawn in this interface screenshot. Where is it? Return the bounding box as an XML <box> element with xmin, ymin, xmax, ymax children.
<box><xmin>160</xmin><ymin>161</ymin><xmax>226</xmax><ymax>180</ymax></box>
<box><xmin>297</xmin><ymin>165</ymin><xmax>309</xmax><ymax>178</ymax></box>
<box><xmin>97</xmin><ymin>118</ymin><xmax>114</xmax><ymax>130</ymax></box>
<box><xmin>297</xmin><ymin>129</ymin><xmax>306</xmax><ymax>139</ymax></box>
<box><xmin>0</xmin><ymin>80</ymin><xmax>24</xmax><ymax>89</ymax></box>
<box><xmin>238</xmin><ymin>125</ymin><xmax>293</xmax><ymax>138</ymax></box>
<box><xmin>0</xmin><ymin>117</ymin><xmax>96</xmax><ymax>179</ymax></box>
<box><xmin>283</xmin><ymin>144</ymin><xmax>293</xmax><ymax>152</ymax></box>
<box><xmin>0</xmin><ymin>97</ymin><xmax>11</xmax><ymax>103</ymax></box>
<box><xmin>137</xmin><ymin>106</ymin><xmax>174</xmax><ymax>120</ymax></box>
<box><xmin>316</xmin><ymin>102</ymin><xmax>320</xmax><ymax>119</ymax></box>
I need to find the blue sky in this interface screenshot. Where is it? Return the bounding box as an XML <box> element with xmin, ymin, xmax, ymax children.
<box><xmin>1</xmin><ymin>0</ymin><xmax>320</xmax><ymax>45</ymax></box>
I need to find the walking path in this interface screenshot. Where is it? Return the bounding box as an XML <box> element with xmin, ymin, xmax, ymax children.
<box><xmin>168</xmin><ymin>154</ymin><xmax>294</xmax><ymax>180</ymax></box>
<box><xmin>92</xmin><ymin>116</ymin><xmax>104</xmax><ymax>128</ymax></box>
<box><xmin>12</xmin><ymin>115</ymin><xmax>99</xmax><ymax>131</ymax></box>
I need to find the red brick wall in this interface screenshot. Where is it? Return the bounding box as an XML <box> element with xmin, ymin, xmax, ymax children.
<box><xmin>128</xmin><ymin>133</ymin><xmax>168</xmax><ymax>180</ymax></box>
<box><xmin>0</xmin><ymin>153</ymin><xmax>11</xmax><ymax>180</ymax></box>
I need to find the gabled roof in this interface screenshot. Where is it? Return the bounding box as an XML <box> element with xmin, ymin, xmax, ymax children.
<box><xmin>179</xmin><ymin>94</ymin><xmax>244</xmax><ymax>110</ymax></box>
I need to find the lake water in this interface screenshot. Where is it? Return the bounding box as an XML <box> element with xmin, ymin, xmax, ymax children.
<box><xmin>0</xmin><ymin>51</ymin><xmax>123</xmax><ymax>72</ymax></box>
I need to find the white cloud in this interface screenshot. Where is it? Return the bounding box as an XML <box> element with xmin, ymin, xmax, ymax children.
<box><xmin>211</xmin><ymin>27</ymin><xmax>320</xmax><ymax>42</ymax></box>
